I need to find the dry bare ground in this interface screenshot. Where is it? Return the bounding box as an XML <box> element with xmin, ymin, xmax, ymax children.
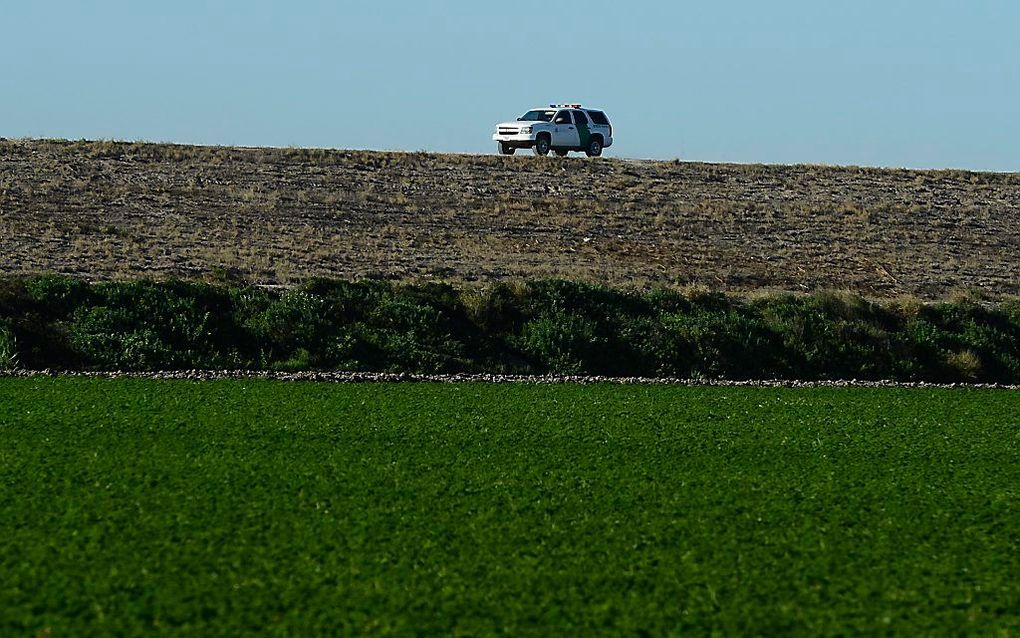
<box><xmin>1</xmin><ymin>138</ymin><xmax>1017</xmax><ymax>298</ymax></box>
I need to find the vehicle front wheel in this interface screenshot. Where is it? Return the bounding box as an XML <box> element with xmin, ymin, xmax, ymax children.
<box><xmin>534</xmin><ymin>135</ymin><xmax>551</xmax><ymax>156</ymax></box>
<box><xmin>499</xmin><ymin>143</ymin><xmax>515</xmax><ymax>155</ymax></box>
<box><xmin>585</xmin><ymin>137</ymin><xmax>603</xmax><ymax>157</ymax></box>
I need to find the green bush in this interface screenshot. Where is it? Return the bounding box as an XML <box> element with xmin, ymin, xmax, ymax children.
<box><xmin>1005</xmin><ymin>298</ymin><xmax>1020</xmax><ymax>325</ymax></box>
<box><xmin>67</xmin><ymin>281</ymin><xmax>240</xmax><ymax>370</ymax></box>
<box><xmin>0</xmin><ymin>279</ymin><xmax>30</xmax><ymax>318</ymax></box>
<box><xmin>24</xmin><ymin>275</ymin><xmax>94</xmax><ymax>319</ymax></box>
<box><xmin>460</xmin><ymin>282</ymin><xmax>526</xmax><ymax>335</ymax></box>
<box><xmin>2</xmin><ymin>276</ymin><xmax>1020</xmax><ymax>381</ymax></box>
<box><xmin>244</xmin><ymin>290</ymin><xmax>333</xmax><ymax>362</ymax></box>
<box><xmin>756</xmin><ymin>295</ymin><xmax>900</xmax><ymax>380</ymax></box>
<box><xmin>0</xmin><ymin>320</ymin><xmax>18</xmax><ymax>370</ymax></box>
<box><xmin>361</xmin><ymin>293</ymin><xmax>470</xmax><ymax>373</ymax></box>
<box><xmin>70</xmin><ymin>307</ymin><xmax>177</xmax><ymax>369</ymax></box>
<box><xmin>517</xmin><ymin>312</ymin><xmax>607</xmax><ymax>374</ymax></box>
<box><xmin>657</xmin><ymin>309</ymin><xmax>787</xmax><ymax>379</ymax></box>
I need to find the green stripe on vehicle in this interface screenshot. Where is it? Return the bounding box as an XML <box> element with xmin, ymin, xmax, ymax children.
<box><xmin>576</xmin><ymin>113</ymin><xmax>592</xmax><ymax>148</ymax></box>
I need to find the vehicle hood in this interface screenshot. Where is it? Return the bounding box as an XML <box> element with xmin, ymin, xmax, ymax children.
<box><xmin>495</xmin><ymin>120</ymin><xmax>544</xmax><ymax>129</ymax></box>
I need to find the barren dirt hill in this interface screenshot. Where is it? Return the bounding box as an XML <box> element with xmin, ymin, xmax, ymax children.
<box><xmin>1</xmin><ymin>138</ymin><xmax>1017</xmax><ymax>298</ymax></box>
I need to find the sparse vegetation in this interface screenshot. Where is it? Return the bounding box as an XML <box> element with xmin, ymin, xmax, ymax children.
<box><xmin>2</xmin><ymin>138</ymin><xmax>1018</xmax><ymax>296</ymax></box>
<box><xmin>2</xmin><ymin>275</ymin><xmax>1020</xmax><ymax>382</ymax></box>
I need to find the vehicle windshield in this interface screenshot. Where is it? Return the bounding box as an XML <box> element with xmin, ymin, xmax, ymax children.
<box><xmin>518</xmin><ymin>110</ymin><xmax>555</xmax><ymax>122</ymax></box>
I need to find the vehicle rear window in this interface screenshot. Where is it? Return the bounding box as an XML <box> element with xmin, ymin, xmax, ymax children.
<box><xmin>572</xmin><ymin>110</ymin><xmax>588</xmax><ymax>125</ymax></box>
<box><xmin>588</xmin><ymin>111</ymin><xmax>610</xmax><ymax>126</ymax></box>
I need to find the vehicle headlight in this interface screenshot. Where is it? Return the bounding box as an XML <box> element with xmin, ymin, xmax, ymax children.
<box><xmin>520</xmin><ymin>126</ymin><xmax>532</xmax><ymax>134</ymax></box>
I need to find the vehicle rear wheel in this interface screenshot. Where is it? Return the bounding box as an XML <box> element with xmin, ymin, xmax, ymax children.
<box><xmin>534</xmin><ymin>135</ymin><xmax>551</xmax><ymax>156</ymax></box>
<box><xmin>499</xmin><ymin>143</ymin><xmax>515</xmax><ymax>155</ymax></box>
<box><xmin>585</xmin><ymin>137</ymin><xmax>603</xmax><ymax>157</ymax></box>
<box><xmin>554</xmin><ymin>149</ymin><xmax>568</xmax><ymax>157</ymax></box>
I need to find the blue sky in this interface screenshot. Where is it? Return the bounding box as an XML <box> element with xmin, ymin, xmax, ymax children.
<box><xmin>2</xmin><ymin>1</ymin><xmax>1017</xmax><ymax>170</ymax></box>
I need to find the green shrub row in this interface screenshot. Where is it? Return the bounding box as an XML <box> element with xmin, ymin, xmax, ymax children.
<box><xmin>2</xmin><ymin>276</ymin><xmax>1019</xmax><ymax>382</ymax></box>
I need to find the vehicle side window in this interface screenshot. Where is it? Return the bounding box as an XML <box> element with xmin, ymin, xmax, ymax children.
<box><xmin>553</xmin><ymin>111</ymin><xmax>572</xmax><ymax>124</ymax></box>
<box><xmin>572</xmin><ymin>111</ymin><xmax>588</xmax><ymax>125</ymax></box>
<box><xmin>588</xmin><ymin>111</ymin><xmax>610</xmax><ymax>126</ymax></box>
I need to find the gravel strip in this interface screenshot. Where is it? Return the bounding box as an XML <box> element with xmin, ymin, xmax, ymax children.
<box><xmin>1</xmin><ymin>369</ymin><xmax>1018</xmax><ymax>390</ymax></box>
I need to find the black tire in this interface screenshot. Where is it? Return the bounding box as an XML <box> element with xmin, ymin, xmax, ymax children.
<box><xmin>585</xmin><ymin>136</ymin><xmax>603</xmax><ymax>157</ymax></box>
<box><xmin>499</xmin><ymin>143</ymin><xmax>515</xmax><ymax>156</ymax></box>
<box><xmin>534</xmin><ymin>135</ymin><xmax>551</xmax><ymax>156</ymax></box>
<box><xmin>554</xmin><ymin>149</ymin><xmax>568</xmax><ymax>157</ymax></box>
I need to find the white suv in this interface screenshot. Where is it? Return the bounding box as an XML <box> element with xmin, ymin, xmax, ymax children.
<box><xmin>493</xmin><ymin>105</ymin><xmax>613</xmax><ymax>157</ymax></box>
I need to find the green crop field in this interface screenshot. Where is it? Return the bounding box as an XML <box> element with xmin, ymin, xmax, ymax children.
<box><xmin>2</xmin><ymin>379</ymin><xmax>1019</xmax><ymax>636</ymax></box>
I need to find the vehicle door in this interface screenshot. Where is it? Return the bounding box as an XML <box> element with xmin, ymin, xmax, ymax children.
<box><xmin>572</xmin><ymin>110</ymin><xmax>592</xmax><ymax>150</ymax></box>
<box><xmin>551</xmin><ymin>110</ymin><xmax>579</xmax><ymax>148</ymax></box>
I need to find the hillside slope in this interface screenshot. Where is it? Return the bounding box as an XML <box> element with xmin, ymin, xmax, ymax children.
<box><xmin>1</xmin><ymin>139</ymin><xmax>1017</xmax><ymax>297</ymax></box>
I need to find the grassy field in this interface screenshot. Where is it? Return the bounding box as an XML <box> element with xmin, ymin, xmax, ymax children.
<box><xmin>2</xmin><ymin>379</ymin><xmax>1019</xmax><ymax>635</ymax></box>
<box><xmin>3</xmin><ymin>139</ymin><xmax>1019</xmax><ymax>297</ymax></box>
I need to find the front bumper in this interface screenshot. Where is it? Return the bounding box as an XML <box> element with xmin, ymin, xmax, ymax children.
<box><xmin>493</xmin><ymin>132</ymin><xmax>538</xmax><ymax>148</ymax></box>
